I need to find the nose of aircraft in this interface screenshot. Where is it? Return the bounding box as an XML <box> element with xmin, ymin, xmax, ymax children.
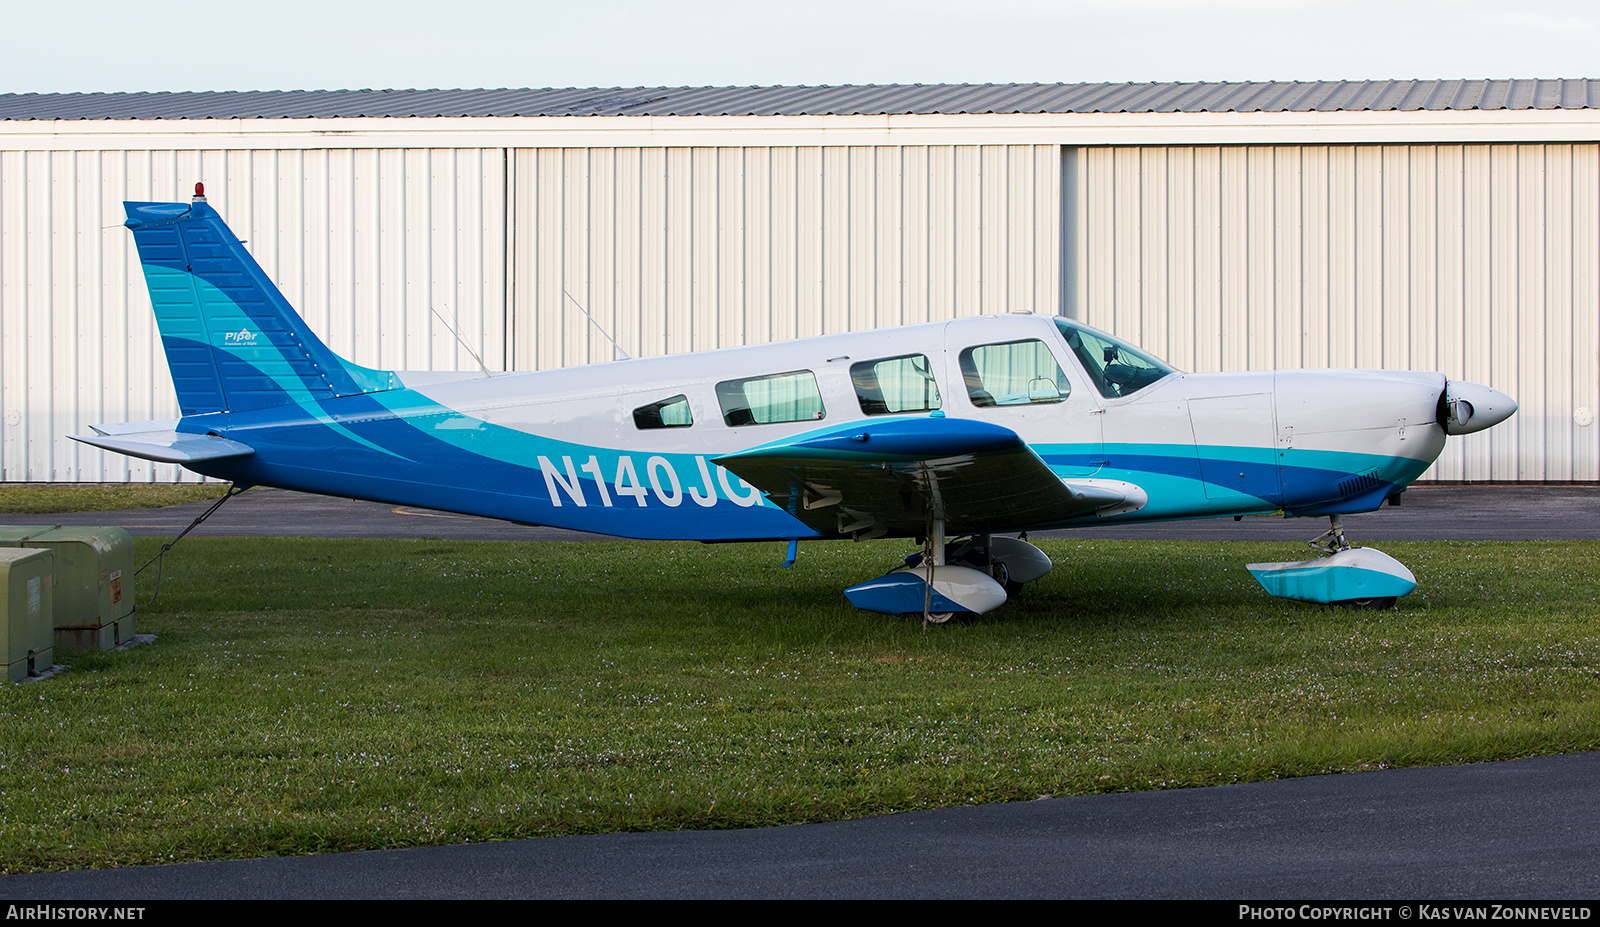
<box><xmin>1439</xmin><ymin>381</ymin><xmax>1518</xmax><ymax>435</ymax></box>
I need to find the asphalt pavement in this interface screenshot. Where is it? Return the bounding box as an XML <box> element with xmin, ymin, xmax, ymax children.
<box><xmin>5</xmin><ymin>751</ymin><xmax>1599</xmax><ymax>899</ymax></box>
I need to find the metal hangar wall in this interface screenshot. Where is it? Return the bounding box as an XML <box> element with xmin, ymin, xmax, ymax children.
<box><xmin>1064</xmin><ymin>142</ymin><xmax>1600</xmax><ymax>482</ymax></box>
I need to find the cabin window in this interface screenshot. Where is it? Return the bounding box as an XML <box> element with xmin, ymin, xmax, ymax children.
<box><xmin>958</xmin><ymin>340</ymin><xmax>1070</xmax><ymax>407</ymax></box>
<box><xmin>851</xmin><ymin>354</ymin><xmax>942</xmax><ymax>415</ymax></box>
<box><xmin>633</xmin><ymin>394</ymin><xmax>694</xmax><ymax>429</ymax></box>
<box><xmin>1054</xmin><ymin>319</ymin><xmax>1175</xmax><ymax>398</ymax></box>
<box><xmin>716</xmin><ymin>370</ymin><xmax>826</xmax><ymax>426</ymax></box>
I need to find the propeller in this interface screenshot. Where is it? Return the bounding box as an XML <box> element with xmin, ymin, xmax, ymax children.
<box><xmin>1437</xmin><ymin>381</ymin><xmax>1518</xmax><ymax>435</ymax></box>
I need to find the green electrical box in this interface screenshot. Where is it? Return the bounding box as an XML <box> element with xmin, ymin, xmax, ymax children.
<box><xmin>0</xmin><ymin>526</ymin><xmax>135</xmax><ymax>650</ymax></box>
<box><xmin>0</xmin><ymin>527</ymin><xmax>58</xmax><ymax>544</ymax></box>
<box><xmin>2</xmin><ymin>547</ymin><xmax>54</xmax><ymax>682</ymax></box>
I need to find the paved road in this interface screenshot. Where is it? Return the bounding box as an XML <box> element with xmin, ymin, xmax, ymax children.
<box><xmin>3</xmin><ymin>484</ymin><xmax>1597</xmax><ymax>899</ymax></box>
<box><xmin>8</xmin><ymin>483</ymin><xmax>1599</xmax><ymax>542</ymax></box>
<box><xmin>1</xmin><ymin>486</ymin><xmax>608</xmax><ymax>542</ymax></box>
<box><xmin>5</xmin><ymin>751</ymin><xmax>1598</xmax><ymax>899</ymax></box>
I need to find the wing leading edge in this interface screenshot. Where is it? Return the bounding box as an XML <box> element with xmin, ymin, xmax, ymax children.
<box><xmin>716</xmin><ymin>416</ymin><xmax>1141</xmax><ymax>540</ymax></box>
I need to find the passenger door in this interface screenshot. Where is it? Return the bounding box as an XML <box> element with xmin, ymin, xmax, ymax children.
<box><xmin>945</xmin><ymin>326</ymin><xmax>1103</xmax><ymax>478</ymax></box>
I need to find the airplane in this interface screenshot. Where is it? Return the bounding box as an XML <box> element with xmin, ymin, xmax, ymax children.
<box><xmin>74</xmin><ymin>185</ymin><xmax>1519</xmax><ymax>620</ymax></box>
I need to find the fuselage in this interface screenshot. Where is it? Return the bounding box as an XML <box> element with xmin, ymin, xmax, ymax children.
<box><xmin>177</xmin><ymin>313</ymin><xmax>1458</xmax><ymax>541</ymax></box>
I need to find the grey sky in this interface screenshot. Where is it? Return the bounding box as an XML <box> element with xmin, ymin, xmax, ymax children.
<box><xmin>7</xmin><ymin>1</ymin><xmax>1598</xmax><ymax>94</ymax></box>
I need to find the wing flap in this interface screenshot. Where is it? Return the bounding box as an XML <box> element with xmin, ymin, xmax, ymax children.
<box><xmin>70</xmin><ymin>428</ymin><xmax>254</xmax><ymax>464</ymax></box>
<box><xmin>717</xmin><ymin>417</ymin><xmax>1123</xmax><ymax>538</ymax></box>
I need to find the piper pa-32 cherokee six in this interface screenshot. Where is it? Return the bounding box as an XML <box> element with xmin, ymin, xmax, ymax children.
<box><xmin>78</xmin><ymin>186</ymin><xmax>1517</xmax><ymax>619</ymax></box>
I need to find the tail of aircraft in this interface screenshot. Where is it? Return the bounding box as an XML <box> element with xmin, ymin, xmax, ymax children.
<box><xmin>123</xmin><ymin>185</ymin><xmax>396</xmax><ymax>416</ymax></box>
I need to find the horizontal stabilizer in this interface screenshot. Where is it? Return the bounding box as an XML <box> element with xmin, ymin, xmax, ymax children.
<box><xmin>84</xmin><ymin>418</ymin><xmax>180</xmax><ymax>436</ymax></box>
<box><xmin>70</xmin><ymin>428</ymin><xmax>255</xmax><ymax>464</ymax></box>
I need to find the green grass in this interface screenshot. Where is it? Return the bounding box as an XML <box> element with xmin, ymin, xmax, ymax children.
<box><xmin>2</xmin><ymin>535</ymin><xmax>1597</xmax><ymax>873</ymax></box>
<box><xmin>0</xmin><ymin>483</ymin><xmax>228</xmax><ymax>515</ymax></box>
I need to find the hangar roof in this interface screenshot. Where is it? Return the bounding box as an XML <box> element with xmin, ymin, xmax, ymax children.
<box><xmin>3</xmin><ymin>80</ymin><xmax>1598</xmax><ymax>120</ymax></box>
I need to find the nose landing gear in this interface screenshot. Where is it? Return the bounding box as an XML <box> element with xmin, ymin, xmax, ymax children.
<box><xmin>1247</xmin><ymin>515</ymin><xmax>1416</xmax><ymax>609</ymax></box>
<box><xmin>1308</xmin><ymin>514</ymin><xmax>1351</xmax><ymax>554</ymax></box>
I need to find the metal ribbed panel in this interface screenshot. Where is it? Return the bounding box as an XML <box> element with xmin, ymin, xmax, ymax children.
<box><xmin>5</xmin><ymin>80</ymin><xmax>1599</xmax><ymax>121</ymax></box>
<box><xmin>0</xmin><ymin>148</ymin><xmax>505</xmax><ymax>482</ymax></box>
<box><xmin>1066</xmin><ymin>142</ymin><xmax>1600</xmax><ymax>483</ymax></box>
<box><xmin>5</xmin><ymin>123</ymin><xmax>1596</xmax><ymax>486</ymax></box>
<box><xmin>511</xmin><ymin>144</ymin><xmax>1059</xmax><ymax>370</ymax></box>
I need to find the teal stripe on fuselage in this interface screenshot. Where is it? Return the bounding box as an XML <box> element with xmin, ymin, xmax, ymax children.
<box><xmin>193</xmin><ymin>384</ymin><xmax>809</xmax><ymax>541</ymax></box>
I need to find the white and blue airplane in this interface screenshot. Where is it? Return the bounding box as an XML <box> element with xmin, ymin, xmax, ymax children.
<box><xmin>76</xmin><ymin>187</ymin><xmax>1518</xmax><ymax>619</ymax></box>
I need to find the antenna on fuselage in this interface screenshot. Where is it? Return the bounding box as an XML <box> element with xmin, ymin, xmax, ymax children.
<box><xmin>428</xmin><ymin>303</ymin><xmax>494</xmax><ymax>379</ymax></box>
<box><xmin>563</xmin><ymin>290</ymin><xmax>631</xmax><ymax>361</ymax></box>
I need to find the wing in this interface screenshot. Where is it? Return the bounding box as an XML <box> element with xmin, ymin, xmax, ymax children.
<box><xmin>715</xmin><ymin>416</ymin><xmax>1139</xmax><ymax>540</ymax></box>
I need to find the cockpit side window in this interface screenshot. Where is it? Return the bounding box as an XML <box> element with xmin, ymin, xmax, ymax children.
<box><xmin>957</xmin><ymin>340</ymin><xmax>1070</xmax><ymax>407</ymax></box>
<box><xmin>1054</xmin><ymin>319</ymin><xmax>1176</xmax><ymax>398</ymax></box>
<box><xmin>851</xmin><ymin>354</ymin><xmax>942</xmax><ymax>415</ymax></box>
<box><xmin>633</xmin><ymin>394</ymin><xmax>694</xmax><ymax>429</ymax></box>
<box><xmin>715</xmin><ymin>370</ymin><xmax>826</xmax><ymax>426</ymax></box>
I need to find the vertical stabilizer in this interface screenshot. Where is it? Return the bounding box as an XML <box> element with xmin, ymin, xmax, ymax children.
<box><xmin>124</xmin><ymin>189</ymin><xmax>396</xmax><ymax>415</ymax></box>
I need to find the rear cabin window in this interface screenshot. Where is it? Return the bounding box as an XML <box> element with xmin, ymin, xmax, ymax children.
<box><xmin>715</xmin><ymin>370</ymin><xmax>826</xmax><ymax>426</ymax></box>
<box><xmin>958</xmin><ymin>340</ymin><xmax>1071</xmax><ymax>407</ymax></box>
<box><xmin>632</xmin><ymin>394</ymin><xmax>693</xmax><ymax>429</ymax></box>
<box><xmin>850</xmin><ymin>354</ymin><xmax>942</xmax><ymax>415</ymax></box>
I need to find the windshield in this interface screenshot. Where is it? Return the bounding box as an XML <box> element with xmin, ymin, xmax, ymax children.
<box><xmin>1053</xmin><ymin>319</ymin><xmax>1176</xmax><ymax>398</ymax></box>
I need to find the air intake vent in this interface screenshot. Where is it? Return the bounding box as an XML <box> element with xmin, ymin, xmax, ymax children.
<box><xmin>1336</xmin><ymin>469</ymin><xmax>1383</xmax><ymax>499</ymax></box>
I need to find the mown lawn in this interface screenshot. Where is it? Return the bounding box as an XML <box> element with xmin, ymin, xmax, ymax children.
<box><xmin>2</xmin><ymin>533</ymin><xmax>1596</xmax><ymax>873</ymax></box>
<box><xmin>0</xmin><ymin>482</ymin><xmax>227</xmax><ymax>515</ymax></box>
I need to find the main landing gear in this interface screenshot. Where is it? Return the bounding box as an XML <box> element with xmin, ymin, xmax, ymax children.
<box><xmin>1247</xmin><ymin>515</ymin><xmax>1417</xmax><ymax>610</ymax></box>
<box><xmin>901</xmin><ymin>534</ymin><xmax>1054</xmax><ymax>597</ymax></box>
<box><xmin>843</xmin><ymin>521</ymin><xmax>1054</xmax><ymax>622</ymax></box>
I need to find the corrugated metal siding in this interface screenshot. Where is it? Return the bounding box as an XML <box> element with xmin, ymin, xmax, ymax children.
<box><xmin>5</xmin><ymin>80</ymin><xmax>1599</xmax><ymax>120</ymax></box>
<box><xmin>511</xmin><ymin>144</ymin><xmax>1059</xmax><ymax>369</ymax></box>
<box><xmin>0</xmin><ymin>148</ymin><xmax>506</xmax><ymax>481</ymax></box>
<box><xmin>1064</xmin><ymin>142</ymin><xmax>1600</xmax><ymax>482</ymax></box>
